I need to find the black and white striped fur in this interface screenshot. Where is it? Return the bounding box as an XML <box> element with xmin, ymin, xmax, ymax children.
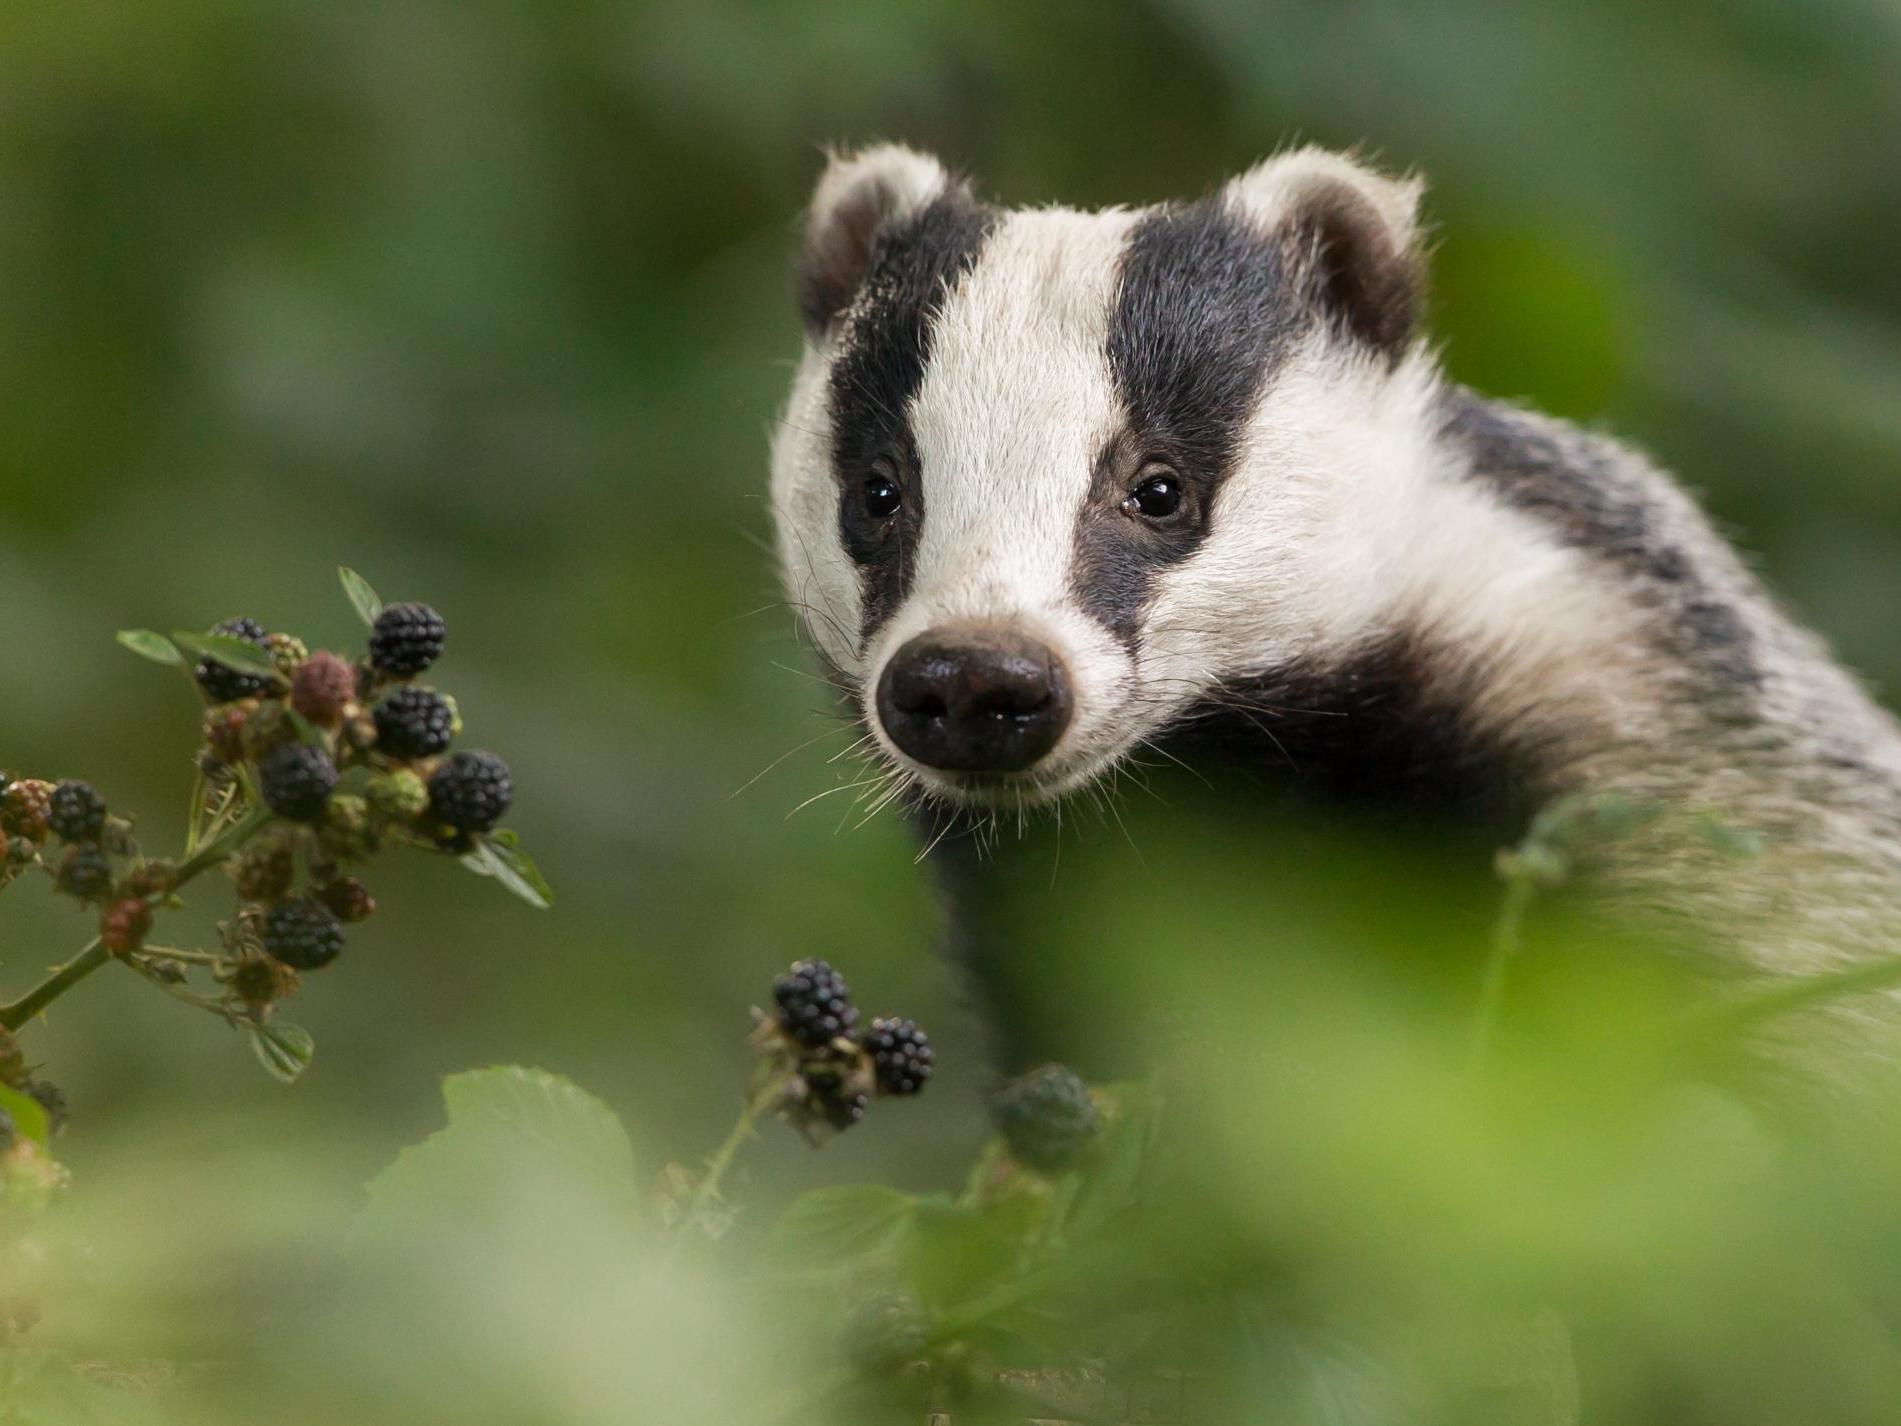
<box><xmin>770</xmin><ymin>145</ymin><xmax>1901</xmax><ymax>1078</ymax></box>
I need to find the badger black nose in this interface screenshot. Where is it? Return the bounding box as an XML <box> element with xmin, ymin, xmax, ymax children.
<box><xmin>876</xmin><ymin>629</ymin><xmax>1073</xmax><ymax>774</ymax></box>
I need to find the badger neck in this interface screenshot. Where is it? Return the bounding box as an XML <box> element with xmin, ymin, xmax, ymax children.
<box><xmin>1166</xmin><ymin>379</ymin><xmax>1901</xmax><ymax>833</ymax></box>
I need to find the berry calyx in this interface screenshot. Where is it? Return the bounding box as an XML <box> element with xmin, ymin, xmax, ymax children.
<box><xmin>773</xmin><ymin>959</ymin><xmax>858</xmax><ymax>1048</ymax></box>
<box><xmin>426</xmin><ymin>751</ymin><xmax>512</xmax><ymax>835</ymax></box>
<box><xmin>193</xmin><ymin>617</ymin><xmax>274</xmax><ymax>703</ymax></box>
<box><xmin>47</xmin><ymin>781</ymin><xmax>106</xmax><ymax>843</ymax></box>
<box><xmin>232</xmin><ymin>838</ymin><xmax>296</xmax><ymax>903</ymax></box>
<box><xmin>258</xmin><ymin>743</ymin><xmax>339</xmax><ymax>823</ymax></box>
<box><xmin>262</xmin><ymin>897</ymin><xmax>345</xmax><ymax>970</ymax></box>
<box><xmin>369</xmin><ymin>602</ymin><xmax>445</xmax><ymax>677</ymax></box>
<box><xmin>373</xmin><ymin>686</ymin><xmax>456</xmax><ymax>760</ymax></box>
<box><xmin>861</xmin><ymin>1017</ymin><xmax>934</xmax><ymax>1096</ymax></box>
<box><xmin>991</xmin><ymin>1064</ymin><xmax>1100</xmax><ymax>1174</ymax></box>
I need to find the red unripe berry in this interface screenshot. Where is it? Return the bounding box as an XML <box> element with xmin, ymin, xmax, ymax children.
<box><xmin>100</xmin><ymin>899</ymin><xmax>153</xmax><ymax>955</ymax></box>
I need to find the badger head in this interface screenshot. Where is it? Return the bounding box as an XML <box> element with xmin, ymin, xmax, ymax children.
<box><xmin>770</xmin><ymin>145</ymin><xmax>1443</xmax><ymax>812</ymax></box>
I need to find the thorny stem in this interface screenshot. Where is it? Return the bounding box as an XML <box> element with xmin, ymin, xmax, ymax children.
<box><xmin>0</xmin><ymin>804</ymin><xmax>274</xmax><ymax>1032</ymax></box>
<box><xmin>1685</xmin><ymin>955</ymin><xmax>1901</xmax><ymax>1041</ymax></box>
<box><xmin>1467</xmin><ymin>869</ymin><xmax>1539</xmax><ymax>1074</ymax></box>
<box><xmin>677</xmin><ymin>1080</ymin><xmax>783</xmax><ymax>1240</ymax></box>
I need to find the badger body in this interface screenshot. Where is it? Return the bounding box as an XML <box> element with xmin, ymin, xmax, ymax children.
<box><xmin>769</xmin><ymin>145</ymin><xmax>1901</xmax><ymax>1075</ymax></box>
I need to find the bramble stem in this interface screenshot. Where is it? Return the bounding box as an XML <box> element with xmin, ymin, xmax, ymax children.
<box><xmin>0</xmin><ymin>940</ymin><xmax>109</xmax><ymax>1032</ymax></box>
<box><xmin>1686</xmin><ymin>955</ymin><xmax>1901</xmax><ymax>1041</ymax></box>
<box><xmin>677</xmin><ymin>1081</ymin><xmax>781</xmax><ymax>1238</ymax></box>
<box><xmin>0</xmin><ymin>803</ymin><xmax>274</xmax><ymax>1031</ymax></box>
<box><xmin>1467</xmin><ymin>871</ymin><xmax>1538</xmax><ymax>1073</ymax></box>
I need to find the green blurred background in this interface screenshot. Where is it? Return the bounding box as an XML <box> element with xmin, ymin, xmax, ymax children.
<box><xmin>2</xmin><ymin>0</ymin><xmax>1899</xmax><ymax>1297</ymax></box>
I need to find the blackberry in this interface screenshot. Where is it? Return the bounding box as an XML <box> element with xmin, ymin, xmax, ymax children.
<box><xmin>991</xmin><ymin>1064</ymin><xmax>1100</xmax><ymax>1174</ymax></box>
<box><xmin>369</xmin><ymin>601</ymin><xmax>445</xmax><ymax>677</ymax></box>
<box><xmin>47</xmin><ymin>780</ymin><xmax>106</xmax><ymax>842</ymax></box>
<box><xmin>258</xmin><ymin>743</ymin><xmax>339</xmax><ymax>822</ymax></box>
<box><xmin>818</xmin><ymin>1086</ymin><xmax>869</xmax><ymax>1132</ymax></box>
<box><xmin>193</xmin><ymin>617</ymin><xmax>274</xmax><ymax>703</ymax></box>
<box><xmin>25</xmin><ymin>1080</ymin><xmax>66</xmax><ymax>1136</ymax></box>
<box><xmin>374</xmin><ymin>686</ymin><xmax>455</xmax><ymax>760</ymax></box>
<box><xmin>99</xmin><ymin>898</ymin><xmax>152</xmax><ymax>955</ymax></box>
<box><xmin>1</xmin><ymin>780</ymin><xmax>53</xmax><ymax>842</ymax></box>
<box><xmin>232</xmin><ymin>839</ymin><xmax>296</xmax><ymax>902</ymax></box>
<box><xmin>427</xmin><ymin>751</ymin><xmax>512</xmax><ymax>835</ymax></box>
<box><xmin>774</xmin><ymin>958</ymin><xmax>858</xmax><ymax>1048</ymax></box>
<box><xmin>290</xmin><ymin>651</ymin><xmax>355</xmax><ymax>727</ymax></box>
<box><xmin>263</xmin><ymin>897</ymin><xmax>345</xmax><ymax>970</ymax></box>
<box><xmin>317</xmin><ymin>876</ymin><xmax>376</xmax><ymax>923</ymax></box>
<box><xmin>862</xmin><ymin>1017</ymin><xmax>934</xmax><ymax>1096</ymax></box>
<box><xmin>56</xmin><ymin>845</ymin><xmax>114</xmax><ymax>902</ymax></box>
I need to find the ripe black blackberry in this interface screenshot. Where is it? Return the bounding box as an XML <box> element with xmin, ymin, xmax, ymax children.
<box><xmin>774</xmin><ymin>958</ymin><xmax>857</xmax><ymax>1047</ymax></box>
<box><xmin>818</xmin><ymin>1086</ymin><xmax>869</xmax><ymax>1132</ymax></box>
<box><xmin>427</xmin><ymin>750</ymin><xmax>511</xmax><ymax>835</ymax></box>
<box><xmin>862</xmin><ymin>1017</ymin><xmax>933</xmax><ymax>1096</ymax></box>
<box><xmin>263</xmin><ymin>897</ymin><xmax>345</xmax><ymax>970</ymax></box>
<box><xmin>369</xmin><ymin>601</ymin><xmax>446</xmax><ymax>677</ymax></box>
<box><xmin>373</xmin><ymin>686</ymin><xmax>455</xmax><ymax>760</ymax></box>
<box><xmin>47</xmin><ymin>780</ymin><xmax>106</xmax><ymax>843</ymax></box>
<box><xmin>991</xmin><ymin>1064</ymin><xmax>1100</xmax><ymax>1174</ymax></box>
<box><xmin>258</xmin><ymin>742</ymin><xmax>340</xmax><ymax>822</ymax></box>
<box><xmin>193</xmin><ymin>617</ymin><xmax>274</xmax><ymax>703</ymax></box>
<box><xmin>55</xmin><ymin>844</ymin><xmax>114</xmax><ymax>901</ymax></box>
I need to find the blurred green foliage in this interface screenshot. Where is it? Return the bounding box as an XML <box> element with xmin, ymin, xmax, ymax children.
<box><xmin>2</xmin><ymin>0</ymin><xmax>1900</xmax><ymax>1420</ymax></box>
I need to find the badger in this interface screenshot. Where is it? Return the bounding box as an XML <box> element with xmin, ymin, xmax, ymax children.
<box><xmin>768</xmin><ymin>144</ymin><xmax>1901</xmax><ymax>1082</ymax></box>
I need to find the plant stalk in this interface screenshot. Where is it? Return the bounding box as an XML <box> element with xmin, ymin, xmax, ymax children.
<box><xmin>1467</xmin><ymin>872</ymin><xmax>1538</xmax><ymax>1073</ymax></box>
<box><xmin>0</xmin><ymin>804</ymin><xmax>274</xmax><ymax>1031</ymax></box>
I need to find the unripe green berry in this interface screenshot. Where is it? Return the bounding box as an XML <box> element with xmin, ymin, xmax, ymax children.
<box><xmin>319</xmin><ymin>794</ymin><xmax>376</xmax><ymax>860</ymax></box>
<box><xmin>366</xmin><ymin>768</ymin><xmax>430</xmax><ymax>823</ymax></box>
<box><xmin>266</xmin><ymin>632</ymin><xmax>309</xmax><ymax>676</ymax></box>
<box><xmin>241</xmin><ymin>701</ymin><xmax>299</xmax><ymax>761</ymax></box>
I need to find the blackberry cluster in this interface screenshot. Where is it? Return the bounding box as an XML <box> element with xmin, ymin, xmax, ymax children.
<box><xmin>194</xmin><ymin>617</ymin><xmax>274</xmax><ymax>703</ymax></box>
<box><xmin>369</xmin><ymin>602</ymin><xmax>445</xmax><ymax>677</ymax></box>
<box><xmin>263</xmin><ymin>897</ymin><xmax>345</xmax><ymax>970</ymax></box>
<box><xmin>863</xmin><ymin>1017</ymin><xmax>934</xmax><ymax>1096</ymax></box>
<box><xmin>762</xmin><ymin>960</ymin><xmax>934</xmax><ymax>1145</ymax></box>
<box><xmin>774</xmin><ymin>959</ymin><xmax>858</xmax><ymax>1047</ymax></box>
<box><xmin>47</xmin><ymin>781</ymin><xmax>106</xmax><ymax>843</ymax></box>
<box><xmin>992</xmin><ymin>1064</ymin><xmax>1100</xmax><ymax>1174</ymax></box>
<box><xmin>259</xmin><ymin>743</ymin><xmax>340</xmax><ymax>822</ymax></box>
<box><xmin>374</xmin><ymin>687</ymin><xmax>455</xmax><ymax>760</ymax></box>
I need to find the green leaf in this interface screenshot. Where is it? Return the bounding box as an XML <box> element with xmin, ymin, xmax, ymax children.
<box><xmin>115</xmin><ymin>628</ymin><xmax>184</xmax><ymax>666</ymax></box>
<box><xmin>763</xmin><ymin>1184</ymin><xmax>916</xmax><ymax>1272</ymax></box>
<box><xmin>906</xmin><ymin>1196</ymin><xmax>1020</xmax><ymax>1312</ymax></box>
<box><xmin>0</xmin><ymin>1084</ymin><xmax>50</xmax><ymax>1146</ymax></box>
<box><xmin>251</xmin><ymin>1021</ymin><xmax>315</xmax><ymax>1083</ymax></box>
<box><xmin>1065</xmin><ymin>1081</ymin><xmax>1158</xmax><ymax>1242</ymax></box>
<box><xmin>339</xmin><ymin>566</ymin><xmax>385</xmax><ymax>626</ymax></box>
<box><xmin>459</xmin><ymin>832</ymin><xmax>553</xmax><ymax>910</ymax></box>
<box><xmin>361</xmin><ymin>1067</ymin><xmax>639</xmax><ymax>1225</ymax></box>
<box><xmin>171</xmin><ymin>631</ymin><xmax>281</xmax><ymax>680</ymax></box>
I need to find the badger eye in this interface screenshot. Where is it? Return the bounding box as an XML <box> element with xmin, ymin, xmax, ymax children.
<box><xmin>1122</xmin><ymin>468</ymin><xmax>1183</xmax><ymax>521</ymax></box>
<box><xmin>863</xmin><ymin>473</ymin><xmax>903</xmax><ymax>520</ymax></box>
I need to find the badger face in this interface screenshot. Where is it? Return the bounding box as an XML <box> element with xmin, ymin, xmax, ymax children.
<box><xmin>771</xmin><ymin>145</ymin><xmax>1431</xmax><ymax>811</ymax></box>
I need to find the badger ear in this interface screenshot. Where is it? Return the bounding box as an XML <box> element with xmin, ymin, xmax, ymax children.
<box><xmin>1224</xmin><ymin>148</ymin><xmax>1425</xmax><ymax>362</ymax></box>
<box><xmin>798</xmin><ymin>145</ymin><xmax>960</xmax><ymax>336</ymax></box>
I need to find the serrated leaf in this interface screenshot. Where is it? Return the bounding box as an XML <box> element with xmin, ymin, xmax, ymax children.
<box><xmin>763</xmin><ymin>1184</ymin><xmax>916</xmax><ymax>1271</ymax></box>
<box><xmin>0</xmin><ymin>1084</ymin><xmax>51</xmax><ymax>1145</ymax></box>
<box><xmin>116</xmin><ymin>628</ymin><xmax>184</xmax><ymax>666</ymax></box>
<box><xmin>172</xmin><ymin>631</ymin><xmax>281</xmax><ymax>679</ymax></box>
<box><xmin>361</xmin><ymin>1067</ymin><xmax>639</xmax><ymax>1225</ymax></box>
<box><xmin>459</xmin><ymin>833</ymin><xmax>553</xmax><ymax>910</ymax></box>
<box><xmin>251</xmin><ymin>1021</ymin><xmax>315</xmax><ymax>1083</ymax></box>
<box><xmin>339</xmin><ymin>566</ymin><xmax>385</xmax><ymax>626</ymax></box>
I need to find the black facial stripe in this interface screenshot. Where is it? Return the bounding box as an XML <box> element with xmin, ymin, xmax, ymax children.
<box><xmin>1440</xmin><ymin>388</ymin><xmax>1761</xmax><ymax>714</ymax></box>
<box><xmin>1072</xmin><ymin>196</ymin><xmax>1305</xmax><ymax>649</ymax></box>
<box><xmin>827</xmin><ymin>193</ymin><xmax>995</xmax><ymax>646</ymax></box>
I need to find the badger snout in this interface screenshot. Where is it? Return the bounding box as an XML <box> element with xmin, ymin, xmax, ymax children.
<box><xmin>875</xmin><ymin>627</ymin><xmax>1074</xmax><ymax>774</ymax></box>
